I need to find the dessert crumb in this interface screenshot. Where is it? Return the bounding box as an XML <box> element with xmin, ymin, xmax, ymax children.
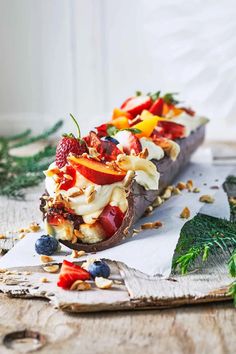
<box><xmin>180</xmin><ymin>207</ymin><xmax>191</xmax><ymax>219</ymax></box>
<box><xmin>199</xmin><ymin>195</ymin><xmax>215</xmax><ymax>203</ymax></box>
<box><xmin>95</xmin><ymin>277</ymin><xmax>113</xmax><ymax>289</ymax></box>
<box><xmin>70</xmin><ymin>280</ymin><xmax>91</xmax><ymax>291</ymax></box>
<box><xmin>40</xmin><ymin>277</ymin><xmax>49</xmax><ymax>283</ymax></box>
<box><xmin>40</xmin><ymin>255</ymin><xmax>53</xmax><ymax>263</ymax></box>
<box><xmin>176</xmin><ymin>182</ymin><xmax>186</xmax><ymax>190</ymax></box>
<box><xmin>141</xmin><ymin>221</ymin><xmax>163</xmax><ymax>230</ymax></box>
<box><xmin>193</xmin><ymin>187</ymin><xmax>200</xmax><ymax>193</ymax></box>
<box><xmin>0</xmin><ymin>234</ymin><xmax>6</xmax><ymax>239</ymax></box>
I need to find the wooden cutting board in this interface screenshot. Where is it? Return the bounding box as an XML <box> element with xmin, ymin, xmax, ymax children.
<box><xmin>0</xmin><ymin>249</ymin><xmax>232</xmax><ymax>313</ymax></box>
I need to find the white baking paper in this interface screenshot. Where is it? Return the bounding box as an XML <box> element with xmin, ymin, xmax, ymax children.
<box><xmin>0</xmin><ymin>150</ymin><xmax>234</xmax><ymax>277</ymax></box>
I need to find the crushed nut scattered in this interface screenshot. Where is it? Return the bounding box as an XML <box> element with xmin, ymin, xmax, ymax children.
<box><xmin>180</xmin><ymin>207</ymin><xmax>191</xmax><ymax>219</ymax></box>
<box><xmin>144</xmin><ymin>205</ymin><xmax>153</xmax><ymax>216</ymax></box>
<box><xmin>70</xmin><ymin>280</ymin><xmax>91</xmax><ymax>291</ymax></box>
<box><xmin>43</xmin><ymin>265</ymin><xmax>59</xmax><ymax>273</ymax></box>
<box><xmin>193</xmin><ymin>187</ymin><xmax>200</xmax><ymax>193</ymax></box>
<box><xmin>18</xmin><ymin>233</ymin><xmax>26</xmax><ymax>240</ymax></box>
<box><xmin>152</xmin><ymin>196</ymin><xmax>163</xmax><ymax>207</ymax></box>
<box><xmin>0</xmin><ymin>234</ymin><xmax>6</xmax><ymax>239</ymax></box>
<box><xmin>199</xmin><ymin>195</ymin><xmax>215</xmax><ymax>203</ymax></box>
<box><xmin>161</xmin><ymin>187</ymin><xmax>172</xmax><ymax>200</ymax></box>
<box><xmin>95</xmin><ymin>277</ymin><xmax>113</xmax><ymax>289</ymax></box>
<box><xmin>0</xmin><ymin>268</ymin><xmax>7</xmax><ymax>273</ymax></box>
<box><xmin>176</xmin><ymin>182</ymin><xmax>186</xmax><ymax>190</ymax></box>
<box><xmin>40</xmin><ymin>255</ymin><xmax>53</xmax><ymax>263</ymax></box>
<box><xmin>28</xmin><ymin>222</ymin><xmax>41</xmax><ymax>232</ymax></box>
<box><xmin>72</xmin><ymin>250</ymin><xmax>86</xmax><ymax>258</ymax></box>
<box><xmin>40</xmin><ymin>277</ymin><xmax>49</xmax><ymax>283</ymax></box>
<box><xmin>172</xmin><ymin>187</ymin><xmax>181</xmax><ymax>195</ymax></box>
<box><xmin>141</xmin><ymin>221</ymin><xmax>163</xmax><ymax>230</ymax></box>
<box><xmin>186</xmin><ymin>179</ymin><xmax>193</xmax><ymax>191</ymax></box>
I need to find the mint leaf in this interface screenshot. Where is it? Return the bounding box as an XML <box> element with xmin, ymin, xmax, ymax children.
<box><xmin>107</xmin><ymin>125</ymin><xmax>119</xmax><ymax>136</ymax></box>
<box><xmin>163</xmin><ymin>92</ymin><xmax>179</xmax><ymax>105</ymax></box>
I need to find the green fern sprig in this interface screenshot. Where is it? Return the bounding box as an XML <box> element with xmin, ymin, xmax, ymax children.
<box><xmin>0</xmin><ymin>120</ymin><xmax>63</xmax><ymax>199</ymax></box>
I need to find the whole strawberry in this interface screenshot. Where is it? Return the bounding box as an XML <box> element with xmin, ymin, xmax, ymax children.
<box><xmin>56</xmin><ymin>114</ymin><xmax>87</xmax><ymax>168</ymax></box>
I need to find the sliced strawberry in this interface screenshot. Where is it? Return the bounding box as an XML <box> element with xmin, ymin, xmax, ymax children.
<box><xmin>95</xmin><ymin>123</ymin><xmax>108</xmax><ymax>138</ymax></box>
<box><xmin>85</xmin><ymin>131</ymin><xmax>121</xmax><ymax>161</ymax></box>
<box><xmin>99</xmin><ymin>205</ymin><xmax>124</xmax><ymax>238</ymax></box>
<box><xmin>114</xmin><ymin>130</ymin><xmax>142</xmax><ymax>154</ymax></box>
<box><xmin>120</xmin><ymin>96</ymin><xmax>152</xmax><ymax>118</ymax></box>
<box><xmin>59</xmin><ymin>165</ymin><xmax>76</xmax><ymax>191</ymax></box>
<box><xmin>158</xmin><ymin>121</ymin><xmax>186</xmax><ymax>139</ymax></box>
<box><xmin>57</xmin><ymin>260</ymin><xmax>90</xmax><ymax>290</ymax></box>
<box><xmin>149</xmin><ymin>98</ymin><xmax>164</xmax><ymax>116</ymax></box>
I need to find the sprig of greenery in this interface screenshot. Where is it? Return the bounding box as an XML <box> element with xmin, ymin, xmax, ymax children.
<box><xmin>0</xmin><ymin>120</ymin><xmax>63</xmax><ymax>199</ymax></box>
<box><xmin>106</xmin><ymin>125</ymin><xmax>141</xmax><ymax>137</ymax></box>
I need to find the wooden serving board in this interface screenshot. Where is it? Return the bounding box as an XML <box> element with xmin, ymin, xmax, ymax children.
<box><xmin>0</xmin><ymin>250</ymin><xmax>232</xmax><ymax>313</ymax></box>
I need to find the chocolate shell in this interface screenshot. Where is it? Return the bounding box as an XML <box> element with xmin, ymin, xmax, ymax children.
<box><xmin>60</xmin><ymin>125</ymin><xmax>205</xmax><ymax>252</ymax></box>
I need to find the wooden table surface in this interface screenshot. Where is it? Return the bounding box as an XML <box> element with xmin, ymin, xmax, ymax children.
<box><xmin>0</xmin><ymin>142</ymin><xmax>236</xmax><ymax>354</ymax></box>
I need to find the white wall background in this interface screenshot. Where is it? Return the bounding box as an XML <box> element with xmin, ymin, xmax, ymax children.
<box><xmin>0</xmin><ymin>0</ymin><xmax>236</xmax><ymax>140</ymax></box>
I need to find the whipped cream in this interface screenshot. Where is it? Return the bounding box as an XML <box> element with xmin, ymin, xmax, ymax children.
<box><xmin>171</xmin><ymin>113</ymin><xmax>209</xmax><ymax>137</ymax></box>
<box><xmin>45</xmin><ymin>162</ymin><xmax>125</xmax><ymax>217</ymax></box>
<box><xmin>140</xmin><ymin>137</ymin><xmax>164</xmax><ymax>161</ymax></box>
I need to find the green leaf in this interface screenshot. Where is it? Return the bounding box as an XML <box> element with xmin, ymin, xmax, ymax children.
<box><xmin>227</xmin><ymin>281</ymin><xmax>236</xmax><ymax>306</ymax></box>
<box><xmin>228</xmin><ymin>250</ymin><xmax>236</xmax><ymax>277</ymax></box>
<box><xmin>124</xmin><ymin>128</ymin><xmax>142</xmax><ymax>134</ymax></box>
<box><xmin>106</xmin><ymin>125</ymin><xmax>119</xmax><ymax>136</ymax></box>
<box><xmin>149</xmin><ymin>91</ymin><xmax>161</xmax><ymax>102</ymax></box>
<box><xmin>163</xmin><ymin>92</ymin><xmax>179</xmax><ymax>105</ymax></box>
<box><xmin>135</xmin><ymin>91</ymin><xmax>142</xmax><ymax>96</ymax></box>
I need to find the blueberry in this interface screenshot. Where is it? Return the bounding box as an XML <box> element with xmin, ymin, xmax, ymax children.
<box><xmin>88</xmin><ymin>260</ymin><xmax>111</xmax><ymax>278</ymax></box>
<box><xmin>104</xmin><ymin>136</ymin><xmax>119</xmax><ymax>145</ymax></box>
<box><xmin>35</xmin><ymin>235</ymin><xmax>59</xmax><ymax>255</ymax></box>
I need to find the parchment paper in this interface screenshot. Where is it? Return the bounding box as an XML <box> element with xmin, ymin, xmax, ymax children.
<box><xmin>0</xmin><ymin>149</ymin><xmax>234</xmax><ymax>277</ymax></box>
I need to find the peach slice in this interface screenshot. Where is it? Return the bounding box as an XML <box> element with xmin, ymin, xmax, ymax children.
<box><xmin>109</xmin><ymin>116</ymin><xmax>130</xmax><ymax>129</ymax></box>
<box><xmin>68</xmin><ymin>156</ymin><xmax>126</xmax><ymax>185</ymax></box>
<box><xmin>132</xmin><ymin>116</ymin><xmax>160</xmax><ymax>138</ymax></box>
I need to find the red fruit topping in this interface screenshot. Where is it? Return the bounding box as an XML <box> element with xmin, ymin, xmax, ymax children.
<box><xmin>120</xmin><ymin>96</ymin><xmax>152</xmax><ymax>118</ymax></box>
<box><xmin>57</xmin><ymin>260</ymin><xmax>90</xmax><ymax>289</ymax></box>
<box><xmin>115</xmin><ymin>130</ymin><xmax>142</xmax><ymax>154</ymax></box>
<box><xmin>158</xmin><ymin>121</ymin><xmax>186</xmax><ymax>139</ymax></box>
<box><xmin>68</xmin><ymin>156</ymin><xmax>126</xmax><ymax>185</ymax></box>
<box><xmin>95</xmin><ymin>123</ymin><xmax>108</xmax><ymax>138</ymax></box>
<box><xmin>179</xmin><ymin>107</ymin><xmax>195</xmax><ymax>116</ymax></box>
<box><xmin>85</xmin><ymin>131</ymin><xmax>121</xmax><ymax>161</ymax></box>
<box><xmin>149</xmin><ymin>97</ymin><xmax>164</xmax><ymax>116</ymax></box>
<box><xmin>59</xmin><ymin>165</ymin><xmax>76</xmax><ymax>191</ymax></box>
<box><xmin>56</xmin><ymin>137</ymin><xmax>87</xmax><ymax>169</ymax></box>
<box><xmin>47</xmin><ymin>214</ymin><xmax>65</xmax><ymax>226</ymax></box>
<box><xmin>99</xmin><ymin>205</ymin><xmax>125</xmax><ymax>238</ymax></box>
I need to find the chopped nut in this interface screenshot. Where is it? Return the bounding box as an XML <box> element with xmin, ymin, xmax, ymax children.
<box><xmin>138</xmin><ymin>147</ymin><xmax>149</xmax><ymax>159</ymax></box>
<box><xmin>144</xmin><ymin>205</ymin><xmax>153</xmax><ymax>216</ymax></box>
<box><xmin>72</xmin><ymin>250</ymin><xmax>86</xmax><ymax>258</ymax></box>
<box><xmin>123</xmin><ymin>170</ymin><xmax>135</xmax><ymax>188</ymax></box>
<box><xmin>18</xmin><ymin>233</ymin><xmax>26</xmax><ymax>240</ymax></box>
<box><xmin>180</xmin><ymin>207</ymin><xmax>191</xmax><ymax>219</ymax></box>
<box><xmin>199</xmin><ymin>195</ymin><xmax>215</xmax><ymax>203</ymax></box>
<box><xmin>69</xmin><ymin>190</ymin><xmax>83</xmax><ymax>198</ymax></box>
<box><xmin>95</xmin><ymin>277</ymin><xmax>113</xmax><ymax>289</ymax></box>
<box><xmin>152</xmin><ymin>196</ymin><xmax>163</xmax><ymax>207</ymax></box>
<box><xmin>0</xmin><ymin>268</ymin><xmax>7</xmax><ymax>273</ymax></box>
<box><xmin>141</xmin><ymin>221</ymin><xmax>163</xmax><ymax>230</ymax></box>
<box><xmin>176</xmin><ymin>182</ymin><xmax>186</xmax><ymax>190</ymax></box>
<box><xmin>172</xmin><ymin>187</ymin><xmax>181</xmax><ymax>195</ymax></box>
<box><xmin>161</xmin><ymin>187</ymin><xmax>172</xmax><ymax>200</ymax></box>
<box><xmin>87</xmin><ymin>190</ymin><xmax>96</xmax><ymax>203</ymax></box>
<box><xmin>40</xmin><ymin>277</ymin><xmax>49</xmax><ymax>283</ymax></box>
<box><xmin>40</xmin><ymin>255</ymin><xmax>53</xmax><ymax>263</ymax></box>
<box><xmin>0</xmin><ymin>234</ymin><xmax>6</xmax><ymax>239</ymax></box>
<box><xmin>84</xmin><ymin>185</ymin><xmax>95</xmax><ymax>197</ymax></box>
<box><xmin>70</xmin><ymin>280</ymin><xmax>91</xmax><ymax>291</ymax></box>
<box><xmin>193</xmin><ymin>187</ymin><xmax>200</xmax><ymax>193</ymax></box>
<box><xmin>28</xmin><ymin>222</ymin><xmax>41</xmax><ymax>232</ymax></box>
<box><xmin>186</xmin><ymin>179</ymin><xmax>193</xmax><ymax>191</ymax></box>
<box><xmin>43</xmin><ymin>265</ymin><xmax>59</xmax><ymax>273</ymax></box>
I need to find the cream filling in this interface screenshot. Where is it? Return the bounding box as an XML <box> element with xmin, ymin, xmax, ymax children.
<box><xmin>140</xmin><ymin>137</ymin><xmax>164</xmax><ymax>161</ymax></box>
<box><xmin>171</xmin><ymin>113</ymin><xmax>209</xmax><ymax>137</ymax></box>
